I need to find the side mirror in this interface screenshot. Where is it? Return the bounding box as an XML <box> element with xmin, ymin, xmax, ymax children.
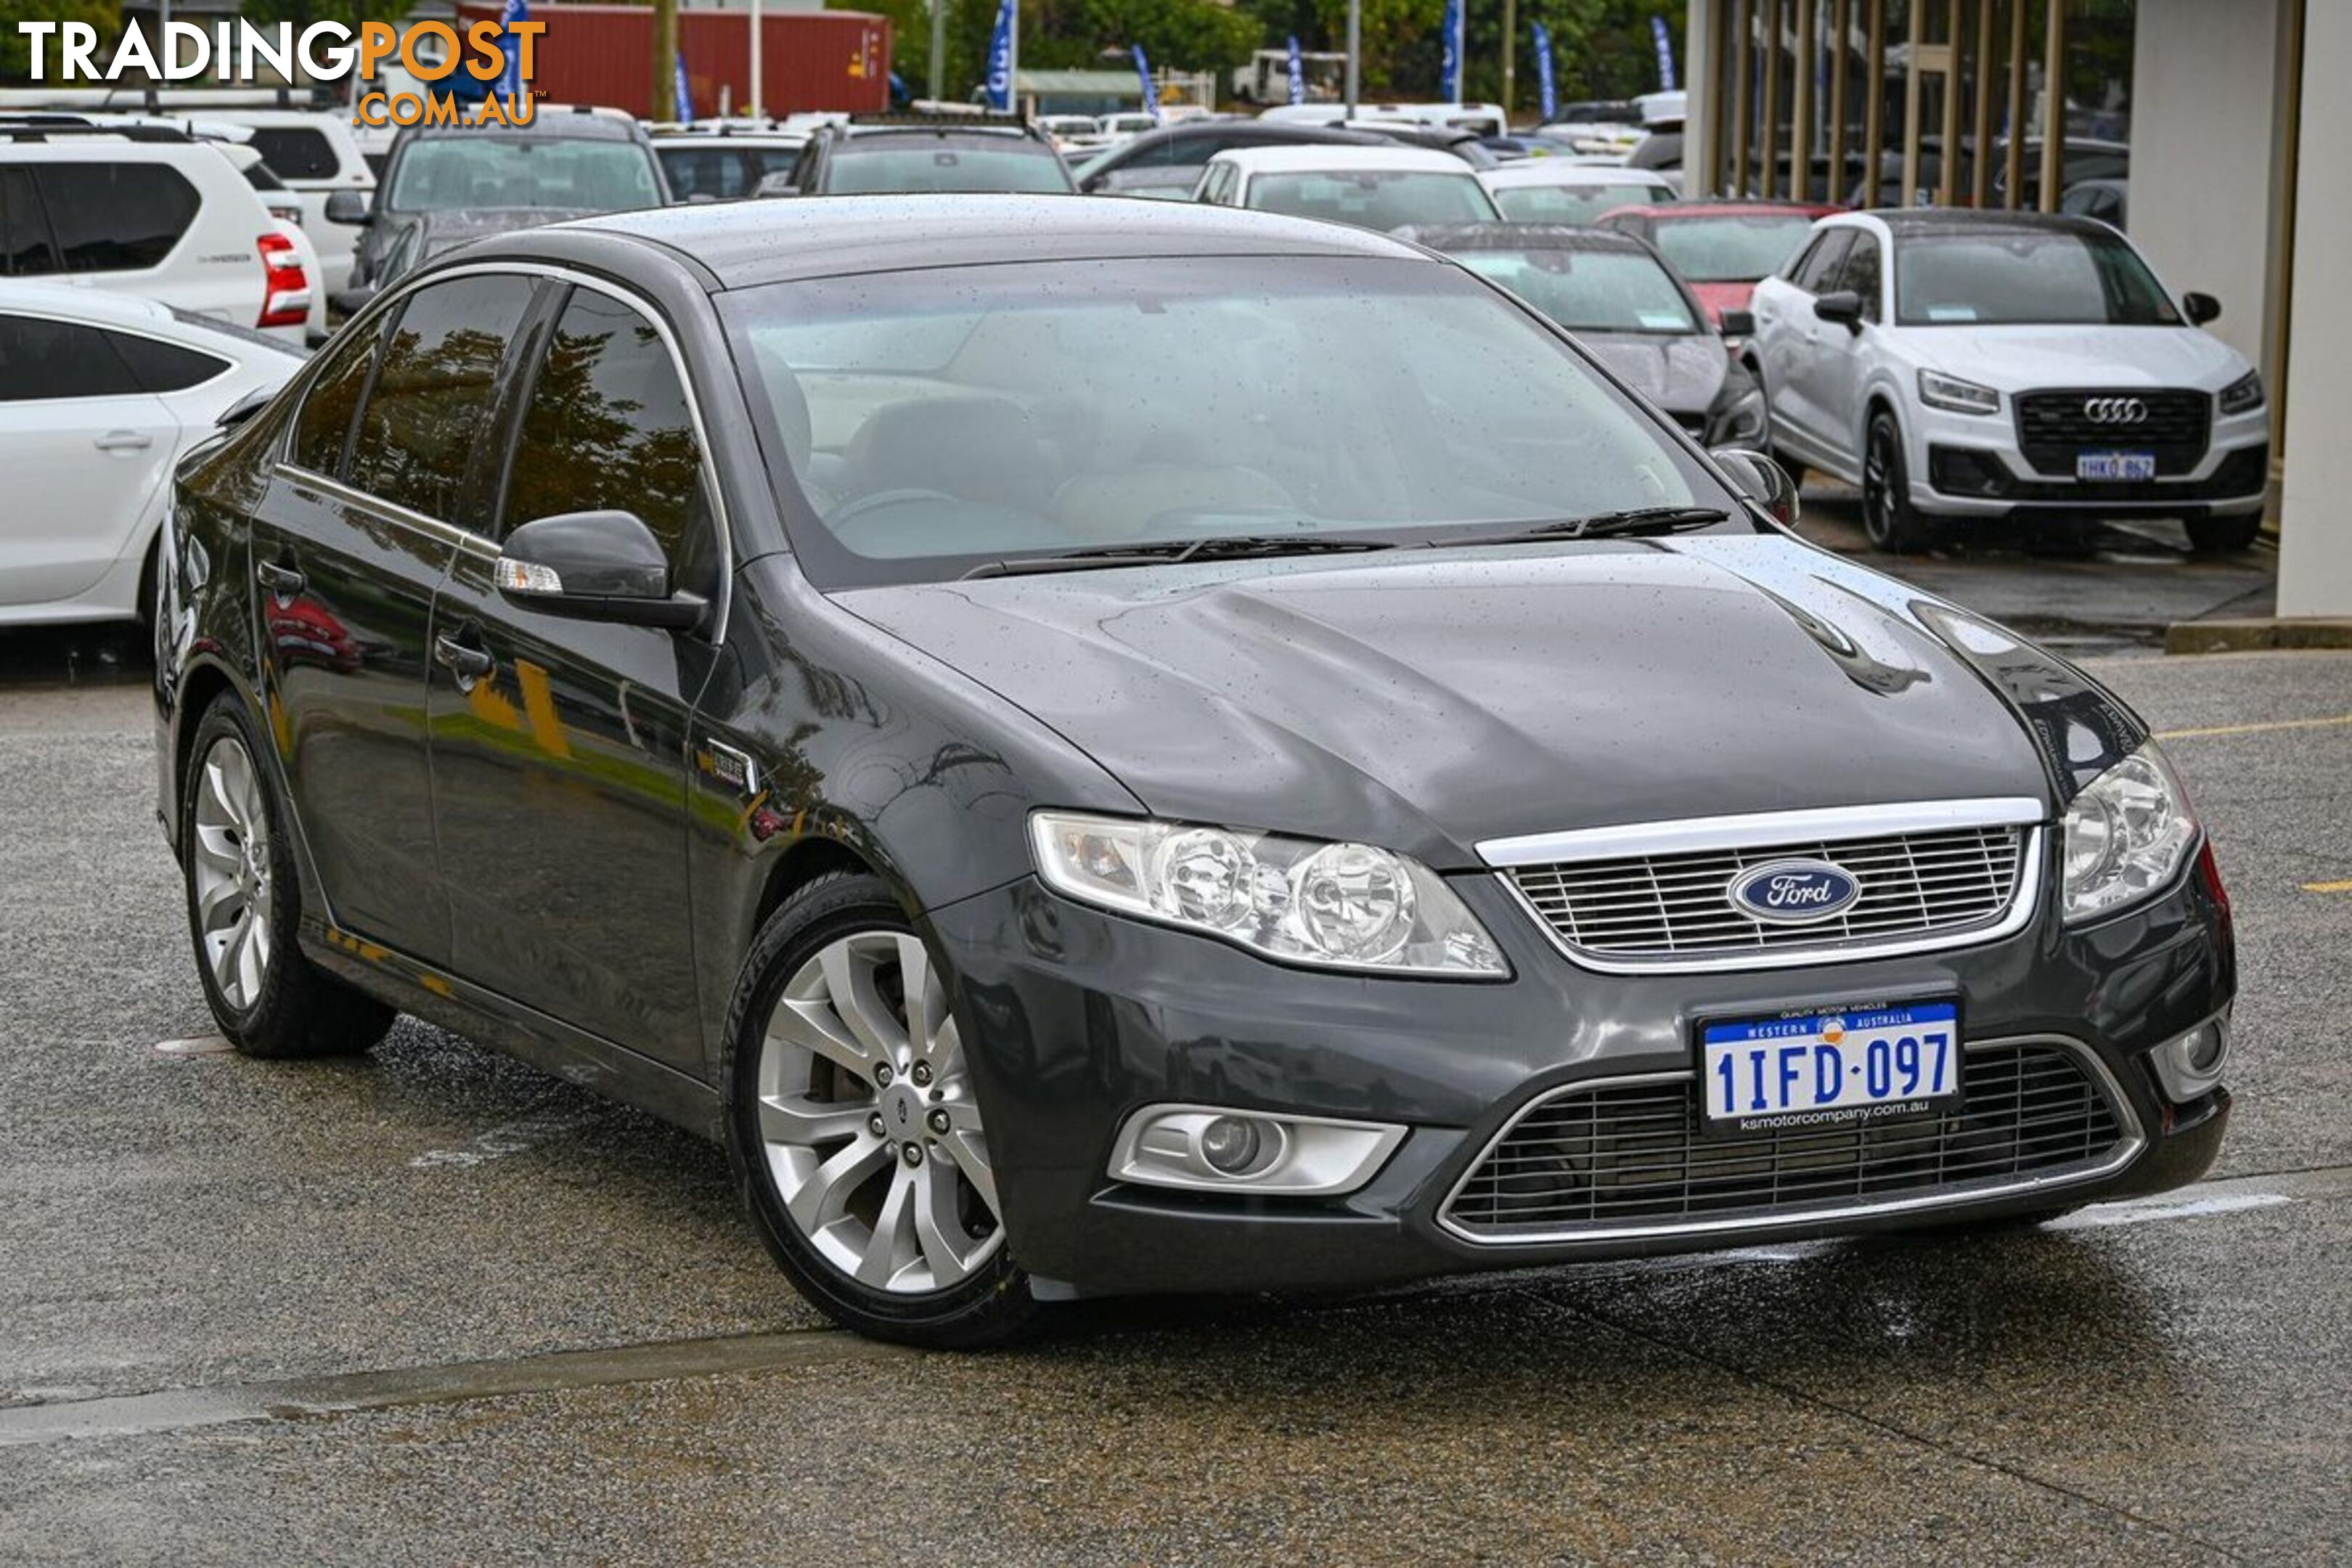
<box><xmin>1812</xmin><ymin>290</ymin><xmax>1863</xmax><ymax>332</ymax></box>
<box><xmin>328</xmin><ymin>286</ymin><xmax>377</xmax><ymax>319</ymax></box>
<box><xmin>2182</xmin><ymin>291</ymin><xmax>2221</xmax><ymax>326</ymax></box>
<box><xmin>1718</xmin><ymin>308</ymin><xmax>1757</xmax><ymax>338</ymax></box>
<box><xmin>1710</xmin><ymin>447</ymin><xmax>1800</xmax><ymax>526</ymax></box>
<box><xmin>684</xmin><ymin>192</ymin><xmax>722</xmax><ymax>205</ymax></box>
<box><xmin>495</xmin><ymin>510</ymin><xmax>706</xmax><ymax>631</ymax></box>
<box><xmin>218</xmin><ymin>387</ymin><xmax>275</xmax><ymax>429</ymax></box>
<box><xmin>751</xmin><ymin>173</ymin><xmax>801</xmax><ymax>198</ymax></box>
<box><xmin>324</xmin><ymin>189</ymin><xmax>372</xmax><ymax>225</ymax></box>
<box><xmin>1079</xmin><ymin>171</ymin><xmax>1107</xmax><ymax>193</ymax></box>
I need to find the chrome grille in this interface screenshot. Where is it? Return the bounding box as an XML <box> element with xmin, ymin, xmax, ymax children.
<box><xmin>1442</xmin><ymin>1042</ymin><xmax>2135</xmax><ymax>1241</ymax></box>
<box><xmin>1506</xmin><ymin>825</ymin><xmax>2026</xmax><ymax>964</ymax></box>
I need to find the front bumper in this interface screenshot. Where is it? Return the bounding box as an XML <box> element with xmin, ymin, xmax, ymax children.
<box><xmin>1906</xmin><ymin>396</ymin><xmax>2268</xmax><ymax>521</ymax></box>
<box><xmin>926</xmin><ymin>846</ymin><xmax>2234</xmax><ymax>1297</ymax></box>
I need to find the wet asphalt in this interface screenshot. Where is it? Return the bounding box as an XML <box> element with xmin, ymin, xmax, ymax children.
<box><xmin>0</xmin><ymin>550</ymin><xmax>2346</xmax><ymax>1564</ymax></box>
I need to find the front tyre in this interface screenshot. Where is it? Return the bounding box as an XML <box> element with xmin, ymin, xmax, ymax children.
<box><xmin>724</xmin><ymin>872</ymin><xmax>1034</xmax><ymax>1349</ymax></box>
<box><xmin>1861</xmin><ymin>409</ymin><xmax>1937</xmax><ymax>553</ymax></box>
<box><xmin>181</xmin><ymin>696</ymin><xmax>393</xmax><ymax>1058</ymax></box>
<box><xmin>2185</xmin><ymin>514</ymin><xmax>2262</xmax><ymax>554</ymax></box>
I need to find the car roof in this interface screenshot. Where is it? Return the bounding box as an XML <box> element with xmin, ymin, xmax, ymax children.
<box><xmin>1610</xmin><ymin>200</ymin><xmax>1839</xmax><ymax>221</ymax></box>
<box><xmin>549</xmin><ymin>192</ymin><xmax>1430</xmax><ymax>289</ymax></box>
<box><xmin>1209</xmin><ymin>145</ymin><xmax>1474</xmax><ymax>174</ymax></box>
<box><xmin>1399</xmin><ymin>222</ymin><xmax>1651</xmax><ymax>255</ymax></box>
<box><xmin>834</xmin><ymin>120</ymin><xmax>1037</xmax><ymax>142</ymax></box>
<box><xmin>1842</xmin><ymin>207</ymin><xmax>2120</xmax><ymax>241</ymax></box>
<box><xmin>0</xmin><ymin>279</ymin><xmax>176</xmax><ymax>327</ymax></box>
<box><xmin>407</xmin><ymin>108</ymin><xmax>645</xmax><ymax>143</ymax></box>
<box><xmin>1477</xmin><ymin>161</ymin><xmax>1675</xmax><ymax>188</ymax></box>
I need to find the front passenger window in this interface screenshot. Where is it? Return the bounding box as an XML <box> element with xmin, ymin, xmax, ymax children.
<box><xmin>1839</xmin><ymin>237</ymin><xmax>1884</xmax><ymax>322</ymax></box>
<box><xmin>1792</xmin><ymin>231</ymin><xmax>1854</xmax><ymax>295</ymax></box>
<box><xmin>500</xmin><ymin>287</ymin><xmax>711</xmax><ymax>587</ymax></box>
<box><xmin>348</xmin><ymin>274</ymin><xmax>535</xmax><ymax>523</ymax></box>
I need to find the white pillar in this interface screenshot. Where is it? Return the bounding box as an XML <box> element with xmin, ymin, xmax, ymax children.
<box><xmin>1685</xmin><ymin>0</ymin><xmax>1718</xmax><ymax>198</ymax></box>
<box><xmin>2277</xmin><ymin>0</ymin><xmax>2352</xmax><ymax>618</ymax></box>
<box><xmin>2128</xmin><ymin>0</ymin><xmax>2282</xmax><ymax>374</ymax></box>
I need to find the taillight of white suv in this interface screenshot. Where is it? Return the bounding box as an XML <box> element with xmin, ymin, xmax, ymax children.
<box><xmin>256</xmin><ymin>232</ymin><xmax>311</xmax><ymax>330</ymax></box>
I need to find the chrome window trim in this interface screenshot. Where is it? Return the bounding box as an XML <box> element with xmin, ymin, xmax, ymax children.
<box><xmin>1475</xmin><ymin>796</ymin><xmax>2047</xmax><ymax>866</ymax></box>
<box><xmin>1498</xmin><ymin>825</ymin><xmax>2044</xmax><ymax>975</ymax></box>
<box><xmin>271</xmin><ymin>462</ymin><xmax>491</xmax><ymax>559</ymax></box>
<box><xmin>270</xmin><ymin>258</ymin><xmax>735</xmax><ymax>642</ymax></box>
<box><xmin>1435</xmin><ymin>1033</ymin><xmax>2146</xmax><ymax>1249</ymax></box>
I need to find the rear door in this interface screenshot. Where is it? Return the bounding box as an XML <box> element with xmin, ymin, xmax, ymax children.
<box><xmin>250</xmin><ymin>271</ymin><xmax>539</xmax><ymax>965</ymax></box>
<box><xmin>0</xmin><ymin>313</ymin><xmax>178</xmax><ymax>608</ymax></box>
<box><xmin>425</xmin><ymin>281</ymin><xmax>722</xmax><ymax>1069</ymax></box>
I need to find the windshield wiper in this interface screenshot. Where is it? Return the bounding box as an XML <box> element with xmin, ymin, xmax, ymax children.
<box><xmin>961</xmin><ymin>534</ymin><xmax>1397</xmax><ymax>580</ymax></box>
<box><xmin>1461</xmin><ymin>506</ymin><xmax>1734</xmax><ymax>544</ymax></box>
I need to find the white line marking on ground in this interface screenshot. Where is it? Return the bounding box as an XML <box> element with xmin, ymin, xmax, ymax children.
<box><xmin>2048</xmin><ymin>1192</ymin><xmax>2292</xmax><ymax>1230</ymax></box>
<box><xmin>409</xmin><ymin>1110</ymin><xmax>599</xmax><ymax>1169</ymax></box>
<box><xmin>152</xmin><ymin>1034</ymin><xmax>234</xmax><ymax>1056</ymax></box>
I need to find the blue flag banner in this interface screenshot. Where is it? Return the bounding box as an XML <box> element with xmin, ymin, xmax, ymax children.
<box><xmin>1286</xmin><ymin>35</ymin><xmax>1306</xmax><ymax>106</ymax></box>
<box><xmin>1651</xmin><ymin>14</ymin><xmax>1678</xmax><ymax>91</ymax></box>
<box><xmin>986</xmin><ymin>0</ymin><xmax>1016</xmax><ymax>111</ymax></box>
<box><xmin>1532</xmin><ymin>22</ymin><xmax>1556</xmax><ymax>123</ymax></box>
<box><xmin>497</xmin><ymin>0</ymin><xmax>528</xmax><ymax>102</ymax></box>
<box><xmin>1132</xmin><ymin>42</ymin><xmax>1160</xmax><ymax>123</ymax></box>
<box><xmin>673</xmin><ymin>54</ymin><xmax>695</xmax><ymax>121</ymax></box>
<box><xmin>1440</xmin><ymin>0</ymin><xmax>1462</xmax><ymax>102</ymax></box>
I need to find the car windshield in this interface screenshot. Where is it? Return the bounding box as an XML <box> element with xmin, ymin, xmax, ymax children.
<box><xmin>829</xmin><ymin>142</ymin><xmax>1073</xmax><ymax>194</ymax></box>
<box><xmin>721</xmin><ymin>255</ymin><xmax>1730</xmax><ymax>589</ymax></box>
<box><xmin>1451</xmin><ymin>247</ymin><xmax>1700</xmax><ymax>334</ymax></box>
<box><xmin>1246</xmin><ymin>171</ymin><xmax>1498</xmax><ymax>230</ymax></box>
<box><xmin>1649</xmin><ymin>214</ymin><xmax>1817</xmax><ymax>282</ymax></box>
<box><xmin>1490</xmin><ymin>181</ymin><xmax>1668</xmax><ymax>224</ymax></box>
<box><xmin>1895</xmin><ymin>229</ymin><xmax>2180</xmax><ymax>326</ymax></box>
<box><xmin>386</xmin><ymin>136</ymin><xmax>662</xmax><ymax>213</ymax></box>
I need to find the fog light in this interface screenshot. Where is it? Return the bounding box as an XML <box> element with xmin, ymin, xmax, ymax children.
<box><xmin>1199</xmin><ymin>1115</ymin><xmax>1265</xmax><ymax>1175</ymax></box>
<box><xmin>2149</xmin><ymin>1011</ymin><xmax>2231</xmax><ymax>1102</ymax></box>
<box><xmin>1108</xmin><ymin>1104</ymin><xmax>1406</xmax><ymax>1196</ymax></box>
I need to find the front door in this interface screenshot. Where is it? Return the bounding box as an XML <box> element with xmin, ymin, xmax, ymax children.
<box><xmin>249</xmin><ymin>272</ymin><xmax>538</xmax><ymax>965</ymax></box>
<box><xmin>426</xmin><ymin>282</ymin><xmax>720</xmax><ymax>1071</ymax></box>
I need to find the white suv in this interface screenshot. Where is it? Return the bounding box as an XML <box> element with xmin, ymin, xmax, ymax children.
<box><xmin>1748</xmin><ymin>210</ymin><xmax>2268</xmax><ymax>553</ymax></box>
<box><xmin>0</xmin><ymin>124</ymin><xmax>313</xmax><ymax>344</ymax></box>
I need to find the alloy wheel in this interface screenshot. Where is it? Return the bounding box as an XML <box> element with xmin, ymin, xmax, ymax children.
<box><xmin>188</xmin><ymin>733</ymin><xmax>274</xmax><ymax>1012</ymax></box>
<box><xmin>1862</xmin><ymin>428</ymin><xmax>1896</xmax><ymax>546</ymax></box>
<box><xmin>754</xmin><ymin>929</ymin><xmax>1004</xmax><ymax>1294</ymax></box>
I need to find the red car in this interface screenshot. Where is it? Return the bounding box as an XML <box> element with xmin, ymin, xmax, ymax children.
<box><xmin>1596</xmin><ymin>200</ymin><xmax>1844</xmax><ymax>325</ymax></box>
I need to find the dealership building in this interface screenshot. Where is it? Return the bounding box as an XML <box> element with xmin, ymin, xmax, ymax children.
<box><xmin>1680</xmin><ymin>0</ymin><xmax>2351</xmax><ymax>626</ymax></box>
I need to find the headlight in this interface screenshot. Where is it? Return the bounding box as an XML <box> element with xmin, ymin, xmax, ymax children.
<box><xmin>2218</xmin><ymin>370</ymin><xmax>2264</xmax><ymax>417</ymax></box>
<box><xmin>1704</xmin><ymin>370</ymin><xmax>1769</xmax><ymax>445</ymax></box>
<box><xmin>1918</xmin><ymin>369</ymin><xmax>2001</xmax><ymax>415</ymax></box>
<box><xmin>2060</xmin><ymin>745</ymin><xmax>2198</xmax><ymax>924</ymax></box>
<box><xmin>1029</xmin><ymin>812</ymin><xmax>1508</xmax><ymax>977</ymax></box>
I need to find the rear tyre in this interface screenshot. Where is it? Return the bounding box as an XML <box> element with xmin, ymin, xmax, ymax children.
<box><xmin>2184</xmin><ymin>515</ymin><xmax>2262</xmax><ymax>555</ymax></box>
<box><xmin>723</xmin><ymin>872</ymin><xmax>1035</xmax><ymax>1349</ymax></box>
<box><xmin>180</xmin><ymin>696</ymin><xmax>393</xmax><ymax>1058</ymax></box>
<box><xmin>1861</xmin><ymin>410</ymin><xmax>1937</xmax><ymax>553</ymax></box>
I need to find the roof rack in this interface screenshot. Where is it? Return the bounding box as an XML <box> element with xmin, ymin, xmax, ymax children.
<box><xmin>0</xmin><ymin>119</ymin><xmax>194</xmax><ymax>144</ymax></box>
<box><xmin>846</xmin><ymin>109</ymin><xmax>1025</xmax><ymax>128</ymax></box>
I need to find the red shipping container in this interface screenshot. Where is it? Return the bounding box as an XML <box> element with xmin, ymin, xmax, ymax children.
<box><xmin>456</xmin><ymin>3</ymin><xmax>892</xmax><ymax>119</ymax></box>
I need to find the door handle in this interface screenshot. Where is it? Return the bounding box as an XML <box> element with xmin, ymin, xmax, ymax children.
<box><xmin>94</xmin><ymin>430</ymin><xmax>154</xmax><ymax>452</ymax></box>
<box><xmin>255</xmin><ymin>559</ymin><xmax>305</xmax><ymax>599</ymax></box>
<box><xmin>433</xmin><ymin>632</ymin><xmax>494</xmax><ymax>690</ymax></box>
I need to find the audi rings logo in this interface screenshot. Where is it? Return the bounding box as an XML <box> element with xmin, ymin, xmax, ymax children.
<box><xmin>2082</xmin><ymin>396</ymin><xmax>2149</xmax><ymax>425</ymax></box>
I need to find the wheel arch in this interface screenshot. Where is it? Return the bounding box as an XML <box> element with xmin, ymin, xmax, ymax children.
<box><xmin>749</xmin><ymin>834</ymin><xmax>881</xmax><ymax>949</ymax></box>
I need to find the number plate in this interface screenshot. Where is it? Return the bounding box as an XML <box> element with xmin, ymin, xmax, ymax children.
<box><xmin>2077</xmin><ymin>451</ymin><xmax>2156</xmax><ymax>481</ymax></box>
<box><xmin>1700</xmin><ymin>1000</ymin><xmax>1961</xmax><ymax>1136</ymax></box>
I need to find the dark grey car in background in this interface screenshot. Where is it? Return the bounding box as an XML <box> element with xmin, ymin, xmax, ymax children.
<box><xmin>155</xmin><ymin>196</ymin><xmax>2234</xmax><ymax>1348</ymax></box>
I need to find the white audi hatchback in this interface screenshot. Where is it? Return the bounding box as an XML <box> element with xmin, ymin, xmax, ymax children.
<box><xmin>1747</xmin><ymin>209</ymin><xmax>2267</xmax><ymax>553</ymax></box>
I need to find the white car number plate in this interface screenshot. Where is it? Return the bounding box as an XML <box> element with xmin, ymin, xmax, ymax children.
<box><xmin>1701</xmin><ymin>1000</ymin><xmax>1960</xmax><ymax>1136</ymax></box>
<box><xmin>2077</xmin><ymin>452</ymin><xmax>2156</xmax><ymax>481</ymax></box>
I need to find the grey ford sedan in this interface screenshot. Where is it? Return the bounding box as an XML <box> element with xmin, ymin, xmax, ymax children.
<box><xmin>155</xmin><ymin>196</ymin><xmax>2234</xmax><ymax>1347</ymax></box>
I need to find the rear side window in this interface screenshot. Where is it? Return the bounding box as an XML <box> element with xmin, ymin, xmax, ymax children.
<box><xmin>0</xmin><ymin>316</ymin><xmax>143</xmax><ymax>401</ymax></box>
<box><xmin>247</xmin><ymin>128</ymin><xmax>339</xmax><ymax>181</ymax></box>
<box><xmin>348</xmin><ymin>275</ymin><xmax>535</xmax><ymax>521</ymax></box>
<box><xmin>293</xmin><ymin>314</ymin><xmax>390</xmax><ymax>477</ymax></box>
<box><xmin>31</xmin><ymin>164</ymin><xmax>200</xmax><ymax>273</ymax></box>
<box><xmin>501</xmin><ymin>287</ymin><xmax>706</xmax><ymax>570</ymax></box>
<box><xmin>111</xmin><ymin>332</ymin><xmax>229</xmax><ymax>392</ymax></box>
<box><xmin>0</xmin><ymin>167</ymin><xmax>52</xmax><ymax>275</ymax></box>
